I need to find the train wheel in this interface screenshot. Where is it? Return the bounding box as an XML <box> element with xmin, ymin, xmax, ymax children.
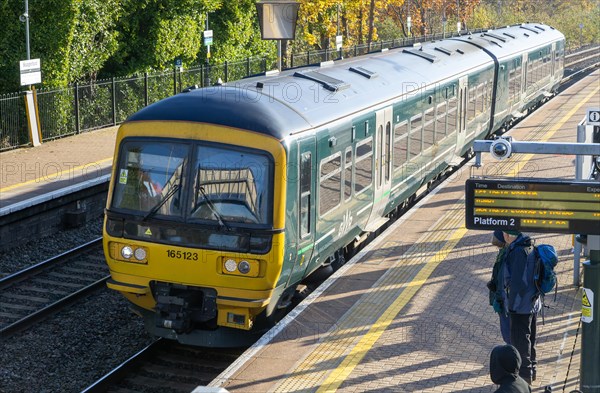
<box><xmin>331</xmin><ymin>250</ymin><xmax>346</xmax><ymax>271</ymax></box>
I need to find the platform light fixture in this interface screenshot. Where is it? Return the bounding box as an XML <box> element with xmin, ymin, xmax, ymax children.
<box><xmin>255</xmin><ymin>0</ymin><xmax>300</xmax><ymax>71</ymax></box>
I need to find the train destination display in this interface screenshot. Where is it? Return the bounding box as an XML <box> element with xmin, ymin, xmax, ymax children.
<box><xmin>465</xmin><ymin>178</ymin><xmax>600</xmax><ymax>234</ymax></box>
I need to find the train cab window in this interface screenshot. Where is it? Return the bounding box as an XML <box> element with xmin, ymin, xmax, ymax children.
<box><xmin>423</xmin><ymin>108</ymin><xmax>435</xmax><ymax>150</ymax></box>
<box><xmin>319</xmin><ymin>153</ymin><xmax>342</xmax><ymax>216</ymax></box>
<box><xmin>112</xmin><ymin>141</ymin><xmax>189</xmax><ymax>215</ymax></box>
<box><xmin>354</xmin><ymin>138</ymin><xmax>373</xmax><ymax>194</ymax></box>
<box><xmin>299</xmin><ymin>152</ymin><xmax>312</xmax><ymax>238</ymax></box>
<box><xmin>409</xmin><ymin>114</ymin><xmax>423</xmax><ymax>159</ymax></box>
<box><xmin>435</xmin><ymin>102</ymin><xmax>447</xmax><ymax>142</ymax></box>
<box><xmin>190</xmin><ymin>145</ymin><xmax>273</xmax><ymax>225</ymax></box>
<box><xmin>344</xmin><ymin>149</ymin><xmax>353</xmax><ymax>201</ymax></box>
<box><xmin>393</xmin><ymin>121</ymin><xmax>409</xmax><ymax>170</ymax></box>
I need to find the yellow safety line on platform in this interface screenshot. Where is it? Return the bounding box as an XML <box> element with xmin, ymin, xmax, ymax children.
<box><xmin>315</xmin><ymin>225</ymin><xmax>469</xmax><ymax>393</ymax></box>
<box><xmin>0</xmin><ymin>157</ymin><xmax>113</xmax><ymax>193</ymax></box>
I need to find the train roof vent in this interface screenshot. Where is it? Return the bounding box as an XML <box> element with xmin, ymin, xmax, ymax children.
<box><xmin>456</xmin><ymin>48</ymin><xmax>465</xmax><ymax>54</ymax></box>
<box><xmin>520</xmin><ymin>25</ymin><xmax>540</xmax><ymax>34</ymax></box>
<box><xmin>534</xmin><ymin>25</ymin><xmax>546</xmax><ymax>31</ymax></box>
<box><xmin>293</xmin><ymin>70</ymin><xmax>350</xmax><ymax>92</ymax></box>
<box><xmin>481</xmin><ymin>37</ymin><xmax>503</xmax><ymax>47</ymax></box>
<box><xmin>434</xmin><ymin>46</ymin><xmax>453</xmax><ymax>56</ymax></box>
<box><xmin>349</xmin><ymin>66</ymin><xmax>379</xmax><ymax>79</ymax></box>
<box><xmin>503</xmin><ymin>32</ymin><xmax>516</xmax><ymax>39</ymax></box>
<box><xmin>483</xmin><ymin>32</ymin><xmax>507</xmax><ymax>42</ymax></box>
<box><xmin>403</xmin><ymin>48</ymin><xmax>439</xmax><ymax>63</ymax></box>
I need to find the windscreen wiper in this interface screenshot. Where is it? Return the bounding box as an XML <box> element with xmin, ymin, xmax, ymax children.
<box><xmin>198</xmin><ymin>186</ymin><xmax>231</xmax><ymax>231</ymax></box>
<box><xmin>142</xmin><ymin>183</ymin><xmax>181</xmax><ymax>221</ymax></box>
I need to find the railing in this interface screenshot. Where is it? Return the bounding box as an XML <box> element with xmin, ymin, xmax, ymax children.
<box><xmin>0</xmin><ymin>28</ymin><xmax>596</xmax><ymax>152</ymax></box>
<box><xmin>0</xmin><ymin>92</ymin><xmax>27</xmax><ymax>151</ymax></box>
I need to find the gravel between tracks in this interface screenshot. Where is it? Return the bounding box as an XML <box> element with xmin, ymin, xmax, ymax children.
<box><xmin>0</xmin><ymin>216</ymin><xmax>104</xmax><ymax>276</ymax></box>
<box><xmin>0</xmin><ymin>289</ymin><xmax>154</xmax><ymax>393</ymax></box>
<box><xmin>0</xmin><ymin>215</ymin><xmax>155</xmax><ymax>392</ymax></box>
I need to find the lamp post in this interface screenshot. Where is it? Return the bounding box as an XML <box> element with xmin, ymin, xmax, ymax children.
<box><xmin>256</xmin><ymin>0</ymin><xmax>300</xmax><ymax>71</ymax></box>
<box><xmin>20</xmin><ymin>0</ymin><xmax>31</xmax><ymax>60</ymax></box>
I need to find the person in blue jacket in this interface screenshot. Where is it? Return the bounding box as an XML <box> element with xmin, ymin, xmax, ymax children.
<box><xmin>490</xmin><ymin>344</ymin><xmax>531</xmax><ymax>392</ymax></box>
<box><xmin>499</xmin><ymin>230</ymin><xmax>541</xmax><ymax>385</ymax></box>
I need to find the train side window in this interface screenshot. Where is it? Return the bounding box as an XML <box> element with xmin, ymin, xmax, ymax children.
<box><xmin>344</xmin><ymin>149</ymin><xmax>353</xmax><ymax>201</ymax></box>
<box><xmin>423</xmin><ymin>108</ymin><xmax>435</xmax><ymax>150</ymax></box>
<box><xmin>377</xmin><ymin>124</ymin><xmax>384</xmax><ymax>187</ymax></box>
<box><xmin>447</xmin><ymin>96</ymin><xmax>458</xmax><ymax>135</ymax></box>
<box><xmin>435</xmin><ymin>102</ymin><xmax>447</xmax><ymax>142</ymax></box>
<box><xmin>468</xmin><ymin>86</ymin><xmax>476</xmax><ymax>121</ymax></box>
<box><xmin>409</xmin><ymin>114</ymin><xmax>423</xmax><ymax>159</ymax></box>
<box><xmin>479</xmin><ymin>83</ymin><xmax>485</xmax><ymax>114</ymax></box>
<box><xmin>319</xmin><ymin>153</ymin><xmax>342</xmax><ymax>217</ymax></box>
<box><xmin>299</xmin><ymin>152</ymin><xmax>312</xmax><ymax>237</ymax></box>
<box><xmin>515</xmin><ymin>64</ymin><xmax>521</xmax><ymax>97</ymax></box>
<box><xmin>393</xmin><ymin>121</ymin><xmax>408</xmax><ymax>170</ymax></box>
<box><xmin>354</xmin><ymin>138</ymin><xmax>373</xmax><ymax>194</ymax></box>
<box><xmin>385</xmin><ymin>121</ymin><xmax>391</xmax><ymax>181</ymax></box>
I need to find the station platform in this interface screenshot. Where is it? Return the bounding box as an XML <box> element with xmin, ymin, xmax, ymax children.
<box><xmin>205</xmin><ymin>70</ymin><xmax>599</xmax><ymax>393</ymax></box>
<box><xmin>0</xmin><ymin>126</ymin><xmax>117</xmax><ymax>214</ymax></box>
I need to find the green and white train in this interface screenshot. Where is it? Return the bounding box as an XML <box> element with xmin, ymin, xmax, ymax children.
<box><xmin>103</xmin><ymin>23</ymin><xmax>565</xmax><ymax>346</ymax></box>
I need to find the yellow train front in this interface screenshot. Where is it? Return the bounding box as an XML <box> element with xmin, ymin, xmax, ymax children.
<box><xmin>103</xmin><ymin>87</ymin><xmax>299</xmax><ymax>347</ymax></box>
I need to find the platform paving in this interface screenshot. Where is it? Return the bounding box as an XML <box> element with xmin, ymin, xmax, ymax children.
<box><xmin>0</xmin><ymin>126</ymin><xmax>117</xmax><ymax>207</ymax></box>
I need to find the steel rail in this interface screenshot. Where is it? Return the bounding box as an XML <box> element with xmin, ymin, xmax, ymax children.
<box><xmin>0</xmin><ymin>237</ymin><xmax>102</xmax><ymax>291</ymax></box>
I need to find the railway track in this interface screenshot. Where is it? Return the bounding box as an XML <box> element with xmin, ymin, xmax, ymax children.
<box><xmin>0</xmin><ymin>238</ymin><xmax>108</xmax><ymax>337</ymax></box>
<box><xmin>82</xmin><ymin>338</ymin><xmax>243</xmax><ymax>393</ymax></box>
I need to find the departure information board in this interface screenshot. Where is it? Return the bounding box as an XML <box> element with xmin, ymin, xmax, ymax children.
<box><xmin>465</xmin><ymin>178</ymin><xmax>600</xmax><ymax>234</ymax></box>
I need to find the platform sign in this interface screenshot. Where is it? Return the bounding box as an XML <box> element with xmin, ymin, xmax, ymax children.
<box><xmin>203</xmin><ymin>30</ymin><xmax>213</xmax><ymax>46</ymax></box>
<box><xmin>587</xmin><ymin>108</ymin><xmax>600</xmax><ymax>126</ymax></box>
<box><xmin>20</xmin><ymin>58</ymin><xmax>41</xmax><ymax>86</ymax></box>
<box><xmin>465</xmin><ymin>178</ymin><xmax>600</xmax><ymax>234</ymax></box>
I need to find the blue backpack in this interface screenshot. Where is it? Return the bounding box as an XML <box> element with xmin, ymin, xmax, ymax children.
<box><xmin>531</xmin><ymin>244</ymin><xmax>559</xmax><ymax>296</ymax></box>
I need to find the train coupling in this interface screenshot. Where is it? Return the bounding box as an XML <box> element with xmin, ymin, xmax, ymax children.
<box><xmin>151</xmin><ymin>281</ymin><xmax>217</xmax><ymax>334</ymax></box>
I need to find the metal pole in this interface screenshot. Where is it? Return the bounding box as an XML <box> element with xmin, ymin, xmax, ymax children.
<box><xmin>24</xmin><ymin>0</ymin><xmax>30</xmax><ymax>60</ymax></box>
<box><xmin>277</xmin><ymin>40</ymin><xmax>282</xmax><ymax>71</ymax></box>
<box><xmin>204</xmin><ymin>14</ymin><xmax>211</xmax><ymax>86</ymax></box>
<box><xmin>581</xmin><ymin>235</ymin><xmax>600</xmax><ymax>393</ymax></box>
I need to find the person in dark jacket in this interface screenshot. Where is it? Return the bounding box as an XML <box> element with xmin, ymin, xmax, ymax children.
<box><xmin>488</xmin><ymin>230</ymin><xmax>510</xmax><ymax>344</ymax></box>
<box><xmin>490</xmin><ymin>344</ymin><xmax>532</xmax><ymax>392</ymax></box>
<box><xmin>499</xmin><ymin>230</ymin><xmax>540</xmax><ymax>384</ymax></box>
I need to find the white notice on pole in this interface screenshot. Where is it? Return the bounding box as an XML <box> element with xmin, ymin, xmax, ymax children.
<box><xmin>19</xmin><ymin>58</ymin><xmax>41</xmax><ymax>86</ymax></box>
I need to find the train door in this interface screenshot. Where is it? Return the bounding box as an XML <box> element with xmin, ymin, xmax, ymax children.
<box><xmin>289</xmin><ymin>137</ymin><xmax>316</xmax><ymax>283</ymax></box>
<box><xmin>455</xmin><ymin>76</ymin><xmax>468</xmax><ymax>153</ymax></box>
<box><xmin>365</xmin><ymin>106</ymin><xmax>393</xmax><ymax>231</ymax></box>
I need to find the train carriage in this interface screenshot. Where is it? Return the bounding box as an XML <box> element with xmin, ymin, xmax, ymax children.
<box><xmin>103</xmin><ymin>23</ymin><xmax>564</xmax><ymax>347</ymax></box>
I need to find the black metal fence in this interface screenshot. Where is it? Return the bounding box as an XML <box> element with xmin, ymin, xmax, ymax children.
<box><xmin>1</xmin><ymin>27</ymin><xmax>567</xmax><ymax>152</ymax></box>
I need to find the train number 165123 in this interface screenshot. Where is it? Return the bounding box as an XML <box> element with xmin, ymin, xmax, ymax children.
<box><xmin>166</xmin><ymin>249</ymin><xmax>199</xmax><ymax>261</ymax></box>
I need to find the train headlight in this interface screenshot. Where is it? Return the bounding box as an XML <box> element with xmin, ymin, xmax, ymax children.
<box><xmin>134</xmin><ymin>247</ymin><xmax>147</xmax><ymax>261</ymax></box>
<box><xmin>121</xmin><ymin>246</ymin><xmax>134</xmax><ymax>259</ymax></box>
<box><xmin>238</xmin><ymin>260</ymin><xmax>251</xmax><ymax>274</ymax></box>
<box><xmin>224</xmin><ymin>259</ymin><xmax>238</xmax><ymax>273</ymax></box>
